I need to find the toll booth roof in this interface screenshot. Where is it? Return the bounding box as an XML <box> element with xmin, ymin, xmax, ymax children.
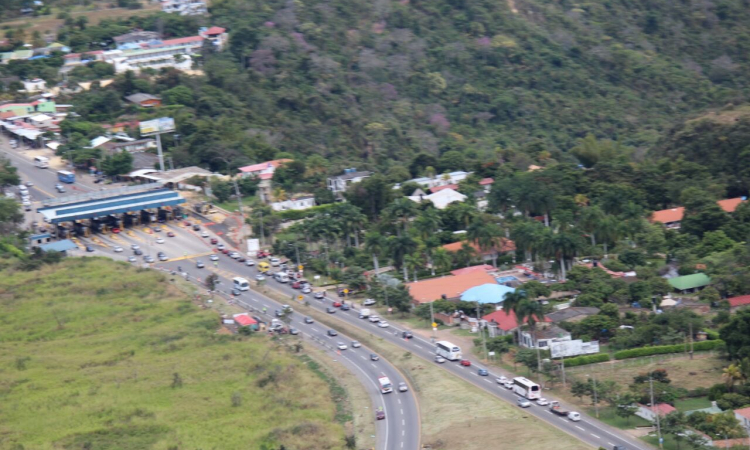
<box><xmin>39</xmin><ymin>239</ymin><xmax>78</xmax><ymax>252</ymax></box>
<box><xmin>38</xmin><ymin>188</ymin><xmax>185</xmax><ymax>224</ymax></box>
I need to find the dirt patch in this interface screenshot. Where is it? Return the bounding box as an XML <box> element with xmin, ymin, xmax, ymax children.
<box><xmin>687</xmin><ymin>106</ymin><xmax>750</xmax><ymax>125</ymax></box>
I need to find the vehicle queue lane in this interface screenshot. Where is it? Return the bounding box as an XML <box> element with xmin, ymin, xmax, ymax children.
<box><xmin>225</xmin><ymin>262</ymin><xmax>652</xmax><ymax>450</ymax></box>
<box><xmin>152</xmin><ymin>263</ymin><xmax>420</xmax><ymax>450</ymax></box>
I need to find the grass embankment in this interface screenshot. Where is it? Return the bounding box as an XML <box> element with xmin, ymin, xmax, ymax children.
<box><xmin>299</xmin><ymin>305</ymin><xmax>593</xmax><ymax>450</ymax></box>
<box><xmin>0</xmin><ymin>258</ymin><xmax>347</xmax><ymax>450</ymax></box>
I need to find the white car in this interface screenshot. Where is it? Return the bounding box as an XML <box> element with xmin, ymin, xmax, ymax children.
<box><xmin>201</xmin><ymin>231</ymin><xmax>209</xmax><ymax>238</ymax></box>
<box><xmin>245</xmin><ymin>259</ymin><xmax>255</xmax><ymax>266</ymax></box>
<box><xmin>131</xmin><ymin>244</ymin><xmax>140</xmax><ymax>250</ymax></box>
<box><xmin>496</xmin><ymin>376</ymin><xmax>508</xmax><ymax>385</ymax></box>
<box><xmin>398</xmin><ymin>382</ymin><xmax>408</xmax><ymax>392</ymax></box>
<box><xmin>568</xmin><ymin>412</ymin><xmax>581</xmax><ymax>422</ymax></box>
<box><xmin>503</xmin><ymin>381</ymin><xmax>514</xmax><ymax>390</ymax></box>
<box><xmin>377</xmin><ymin>320</ymin><xmax>389</xmax><ymax>328</ymax></box>
<box><xmin>517</xmin><ymin>397</ymin><xmax>532</xmax><ymax>408</ymax></box>
<box><xmin>434</xmin><ymin>355</ymin><xmax>446</xmax><ymax>363</ymax></box>
<box><xmin>155</xmin><ymin>238</ymin><xmax>165</xmax><ymax>244</ymax></box>
<box><xmin>336</xmin><ymin>342</ymin><xmax>348</xmax><ymax>350</ymax></box>
<box><xmin>270</xmin><ymin>257</ymin><xmax>281</xmax><ymax>266</ymax></box>
<box><xmin>351</xmin><ymin>341</ymin><xmax>361</xmax><ymax>348</ymax></box>
<box><xmin>113</xmin><ymin>246</ymin><xmax>123</xmax><ymax>253</ymax></box>
<box><xmin>363</xmin><ymin>298</ymin><xmax>376</xmax><ymax>306</ymax></box>
<box><xmin>537</xmin><ymin>398</ymin><xmax>549</xmax><ymax>406</ymax></box>
<box><xmin>368</xmin><ymin>316</ymin><xmax>380</xmax><ymax>323</ymax></box>
<box><xmin>229</xmin><ymin>251</ymin><xmax>240</xmax><ymax>259</ymax></box>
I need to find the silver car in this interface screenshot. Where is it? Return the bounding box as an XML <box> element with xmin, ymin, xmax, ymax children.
<box><xmin>517</xmin><ymin>397</ymin><xmax>531</xmax><ymax>408</ymax></box>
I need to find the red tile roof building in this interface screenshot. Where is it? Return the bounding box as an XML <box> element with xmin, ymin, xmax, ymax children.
<box><xmin>441</xmin><ymin>239</ymin><xmax>516</xmax><ymax>255</ymax></box>
<box><xmin>729</xmin><ymin>295</ymin><xmax>750</xmax><ymax>309</ymax></box>
<box><xmin>406</xmin><ymin>270</ymin><xmax>497</xmax><ymax>304</ymax></box>
<box><xmin>482</xmin><ymin>309</ymin><xmax>551</xmax><ymax>332</ymax></box>
<box><xmin>651</xmin><ymin>197</ymin><xmax>746</xmax><ymax>227</ymax></box>
<box><xmin>239</xmin><ymin>159</ymin><xmax>293</xmax><ymax>176</ymax></box>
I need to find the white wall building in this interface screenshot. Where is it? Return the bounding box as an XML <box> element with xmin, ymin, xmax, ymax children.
<box><xmin>395</xmin><ymin>171</ymin><xmax>472</xmax><ymax>190</ymax></box>
<box><xmin>270</xmin><ymin>195</ymin><xmax>315</xmax><ymax>212</ymax></box>
<box><xmin>22</xmin><ymin>78</ymin><xmax>46</xmax><ymax>93</ymax></box>
<box><xmin>327</xmin><ymin>169</ymin><xmax>372</xmax><ymax>195</ymax></box>
<box><xmin>408</xmin><ymin>187</ymin><xmax>467</xmax><ymax>210</ymax></box>
<box><xmin>161</xmin><ymin>0</ymin><xmax>207</xmax><ymax>15</ymax></box>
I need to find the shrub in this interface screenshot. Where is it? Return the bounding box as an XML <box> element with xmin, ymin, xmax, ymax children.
<box><xmin>563</xmin><ymin>353</ymin><xmax>610</xmax><ymax>367</ymax></box>
<box><xmin>613</xmin><ymin>340</ymin><xmax>724</xmax><ymax>360</ymax></box>
<box><xmin>277</xmin><ymin>203</ymin><xmax>336</xmax><ymax>221</ymax></box>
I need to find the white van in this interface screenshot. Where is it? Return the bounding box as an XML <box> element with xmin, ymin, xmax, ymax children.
<box><xmin>270</xmin><ymin>257</ymin><xmax>281</xmax><ymax>267</ymax></box>
<box><xmin>232</xmin><ymin>277</ymin><xmax>250</xmax><ymax>291</ymax></box>
<box><xmin>273</xmin><ymin>272</ymin><xmax>289</xmax><ymax>283</ymax></box>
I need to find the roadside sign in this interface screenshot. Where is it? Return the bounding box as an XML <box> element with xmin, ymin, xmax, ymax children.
<box><xmin>298</xmin><ymin>295</ymin><xmax>303</xmax><ymax>301</ymax></box>
<box><xmin>433</xmin><ymin>327</ymin><xmax>437</xmax><ymax>331</ymax></box>
<box><xmin>432</xmin><ymin>322</ymin><xmax>438</xmax><ymax>328</ymax></box>
<box><xmin>488</xmin><ymin>351</ymin><xmax>496</xmax><ymax>356</ymax></box>
<box><xmin>388</xmin><ymin>307</ymin><xmax>393</xmax><ymax>313</ymax></box>
<box><xmin>298</xmin><ymin>265</ymin><xmax>304</xmax><ymax>270</ymax></box>
<box><xmin>343</xmin><ymin>289</ymin><xmax>349</xmax><ymax>294</ymax></box>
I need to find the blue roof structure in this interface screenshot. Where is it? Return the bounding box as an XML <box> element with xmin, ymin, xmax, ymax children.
<box><xmin>461</xmin><ymin>283</ymin><xmax>516</xmax><ymax>304</ymax></box>
<box><xmin>38</xmin><ymin>188</ymin><xmax>185</xmax><ymax>224</ymax></box>
<box><xmin>39</xmin><ymin>239</ymin><xmax>78</xmax><ymax>252</ymax></box>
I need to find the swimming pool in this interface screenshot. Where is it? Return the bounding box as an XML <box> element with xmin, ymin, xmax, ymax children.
<box><xmin>495</xmin><ymin>276</ymin><xmax>519</xmax><ymax>284</ymax></box>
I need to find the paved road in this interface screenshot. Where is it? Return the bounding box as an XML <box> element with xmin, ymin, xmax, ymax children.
<box><xmin>67</xmin><ymin>224</ymin><xmax>420</xmax><ymax>450</ymax></box>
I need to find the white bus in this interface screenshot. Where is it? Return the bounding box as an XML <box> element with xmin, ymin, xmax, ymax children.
<box><xmin>435</xmin><ymin>341</ymin><xmax>462</xmax><ymax>361</ymax></box>
<box><xmin>34</xmin><ymin>156</ymin><xmax>49</xmax><ymax>168</ymax></box>
<box><xmin>513</xmin><ymin>377</ymin><xmax>541</xmax><ymax>400</ymax></box>
<box><xmin>232</xmin><ymin>277</ymin><xmax>250</xmax><ymax>291</ymax></box>
<box><xmin>378</xmin><ymin>376</ymin><xmax>393</xmax><ymax>394</ymax></box>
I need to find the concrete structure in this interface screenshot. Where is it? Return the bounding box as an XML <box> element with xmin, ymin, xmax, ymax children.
<box><xmin>113</xmin><ymin>30</ymin><xmax>160</xmax><ymax>47</ymax></box>
<box><xmin>38</xmin><ymin>239</ymin><xmax>78</xmax><ymax>254</ymax></box>
<box><xmin>327</xmin><ymin>169</ymin><xmax>372</xmax><ymax>195</ymax></box>
<box><xmin>62</xmin><ymin>50</ymin><xmax>105</xmax><ymax>69</ymax></box>
<box><xmin>104</xmin><ymin>46</ymin><xmax>194</xmax><ymax>74</ymax></box>
<box><xmin>394</xmin><ymin>171</ymin><xmax>472</xmax><ymax>190</ymax></box>
<box><xmin>161</xmin><ymin>0</ymin><xmax>207</xmax><ymax>15</ymax></box>
<box><xmin>238</xmin><ymin>159</ymin><xmax>292</xmax><ymax>178</ymax></box>
<box><xmin>270</xmin><ymin>194</ymin><xmax>315</xmax><ymax>212</ymax></box>
<box><xmin>101</xmin><ymin>139</ymin><xmax>156</xmax><ymax>153</ymax></box>
<box><xmin>0</xmin><ymin>99</ymin><xmax>56</xmax><ymax>116</ymax></box>
<box><xmin>125</xmin><ymin>93</ymin><xmax>162</xmax><ymax>107</ymax></box>
<box><xmin>29</xmin><ymin>233</ymin><xmax>52</xmax><ymax>249</ymax></box>
<box><xmin>734</xmin><ymin>407</ymin><xmax>750</xmax><ymax>430</ymax></box>
<box><xmin>22</xmin><ymin>78</ymin><xmax>46</xmax><ymax>92</ymax></box>
<box><xmin>408</xmin><ymin>187</ymin><xmax>466</xmax><ymax>209</ymax></box>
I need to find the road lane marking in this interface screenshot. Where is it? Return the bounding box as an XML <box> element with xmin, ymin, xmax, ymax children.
<box><xmin>397</xmin><ymin>398</ymin><xmax>401</xmax><ymax>405</ymax></box>
<box><xmin>371</xmin><ymin>364</ymin><xmax>377</xmax><ymax>368</ymax></box>
<box><xmin>575</xmin><ymin>426</ymin><xmax>584</xmax><ymax>431</ymax></box>
<box><xmin>591</xmin><ymin>434</ymin><xmax>600</xmax><ymax>439</ymax></box>
<box><xmin>608</xmin><ymin>443</ymin><xmax>615</xmax><ymax>447</ymax></box>
<box><xmin>311</xmin><ymin>328</ymin><xmax>319</xmax><ymax>333</ymax></box>
<box><xmin>166</xmin><ymin>251</ymin><xmax>215</xmax><ymax>262</ymax></box>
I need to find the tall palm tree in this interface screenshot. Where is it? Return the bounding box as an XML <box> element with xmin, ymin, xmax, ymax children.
<box><xmin>579</xmin><ymin>206</ymin><xmax>605</xmax><ymax>247</ymax></box>
<box><xmin>432</xmin><ymin>247</ymin><xmax>453</xmax><ymax>274</ymax></box>
<box><xmin>597</xmin><ymin>215</ymin><xmax>621</xmax><ymax>257</ymax></box>
<box><xmin>389</xmin><ymin>235</ymin><xmax>418</xmax><ymax>281</ymax></box>
<box><xmin>456</xmin><ymin>242</ymin><xmax>478</xmax><ymax>267</ymax></box>
<box><xmin>549</xmin><ymin>231</ymin><xmax>584</xmax><ymax>281</ymax></box>
<box><xmin>365</xmin><ymin>231</ymin><xmax>387</xmax><ymax>274</ymax></box>
<box><xmin>450</xmin><ymin>202</ymin><xmax>479</xmax><ymax>230</ymax></box>
<box><xmin>414</xmin><ymin>208</ymin><xmax>442</xmax><ymax>241</ymax></box>
<box><xmin>516</xmin><ymin>298</ymin><xmax>546</xmax><ymax>373</ymax></box>
<box><xmin>502</xmin><ymin>290</ymin><xmax>527</xmax><ymax>345</ymax></box>
<box><xmin>467</xmin><ymin>219</ymin><xmax>503</xmax><ymax>267</ymax></box>
<box><xmin>510</xmin><ymin>221</ymin><xmax>537</xmax><ymax>263</ymax></box>
<box><xmin>383</xmin><ymin>197</ymin><xmax>417</xmax><ymax>236</ymax></box>
<box><xmin>405</xmin><ymin>252</ymin><xmax>423</xmax><ymax>282</ymax></box>
<box><xmin>723</xmin><ymin>364</ymin><xmax>744</xmax><ymax>392</ymax></box>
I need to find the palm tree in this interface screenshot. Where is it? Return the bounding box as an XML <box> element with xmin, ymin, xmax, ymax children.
<box><xmin>549</xmin><ymin>231</ymin><xmax>584</xmax><ymax>281</ymax></box>
<box><xmin>467</xmin><ymin>219</ymin><xmax>503</xmax><ymax>267</ymax></box>
<box><xmin>449</xmin><ymin>202</ymin><xmax>479</xmax><ymax>230</ymax></box>
<box><xmin>405</xmin><ymin>252</ymin><xmax>423</xmax><ymax>282</ymax></box>
<box><xmin>597</xmin><ymin>215</ymin><xmax>621</xmax><ymax>257</ymax></box>
<box><xmin>510</xmin><ymin>221</ymin><xmax>538</xmax><ymax>263</ymax></box>
<box><xmin>365</xmin><ymin>231</ymin><xmax>387</xmax><ymax>274</ymax></box>
<box><xmin>502</xmin><ymin>290</ymin><xmax>527</xmax><ymax>345</ymax></box>
<box><xmin>723</xmin><ymin>364</ymin><xmax>744</xmax><ymax>392</ymax></box>
<box><xmin>383</xmin><ymin>198</ymin><xmax>417</xmax><ymax>236</ymax></box>
<box><xmin>413</xmin><ymin>208</ymin><xmax>442</xmax><ymax>241</ymax></box>
<box><xmin>579</xmin><ymin>206</ymin><xmax>605</xmax><ymax>247</ymax></box>
<box><xmin>389</xmin><ymin>235</ymin><xmax>418</xmax><ymax>281</ymax></box>
<box><xmin>272</xmin><ymin>187</ymin><xmax>288</xmax><ymax>202</ymax></box>
<box><xmin>516</xmin><ymin>298</ymin><xmax>546</xmax><ymax>373</ymax></box>
<box><xmin>422</xmin><ymin>236</ymin><xmax>441</xmax><ymax>276</ymax></box>
<box><xmin>432</xmin><ymin>247</ymin><xmax>453</xmax><ymax>274</ymax></box>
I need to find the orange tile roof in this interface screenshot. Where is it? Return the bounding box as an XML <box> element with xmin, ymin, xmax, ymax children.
<box><xmin>406</xmin><ymin>270</ymin><xmax>497</xmax><ymax>304</ymax></box>
<box><xmin>736</xmin><ymin>407</ymin><xmax>750</xmax><ymax>420</ymax></box>
<box><xmin>651</xmin><ymin>198</ymin><xmax>745</xmax><ymax>224</ymax></box>
<box><xmin>729</xmin><ymin>295</ymin><xmax>750</xmax><ymax>308</ymax></box>
<box><xmin>430</xmin><ymin>184</ymin><xmax>459</xmax><ymax>193</ymax></box>
<box><xmin>450</xmin><ymin>265</ymin><xmax>494</xmax><ymax>276</ymax></box>
<box><xmin>441</xmin><ymin>238</ymin><xmax>516</xmax><ymax>255</ymax></box>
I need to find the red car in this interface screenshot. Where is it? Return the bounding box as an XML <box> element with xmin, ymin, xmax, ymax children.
<box><xmin>222</xmin><ymin>249</ymin><xmax>230</xmax><ymax>254</ymax></box>
<box><xmin>210</xmin><ymin>238</ymin><xmax>218</xmax><ymax>244</ymax></box>
<box><xmin>257</xmin><ymin>250</ymin><xmax>272</xmax><ymax>258</ymax></box>
<box><xmin>291</xmin><ymin>281</ymin><xmax>302</xmax><ymax>289</ymax></box>
<box><xmin>332</xmin><ymin>301</ymin><xmax>342</xmax><ymax>308</ymax></box>
<box><xmin>376</xmin><ymin>409</ymin><xmax>385</xmax><ymax>420</ymax></box>
<box><xmin>111</xmin><ymin>227</ymin><xmax>121</xmax><ymax>234</ymax></box>
<box><xmin>183</xmin><ymin>221</ymin><xmax>191</xmax><ymax>226</ymax></box>
<box><xmin>460</xmin><ymin>359</ymin><xmax>472</xmax><ymax>367</ymax></box>
<box><xmin>167</xmin><ymin>231</ymin><xmax>176</xmax><ymax>237</ymax></box>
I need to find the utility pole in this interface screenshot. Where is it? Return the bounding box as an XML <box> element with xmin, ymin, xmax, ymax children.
<box><xmin>258</xmin><ymin>208</ymin><xmax>264</xmax><ymax>247</ymax></box>
<box><xmin>232</xmin><ymin>177</ymin><xmax>246</xmax><ymax>245</ymax></box>
<box><xmin>650</xmin><ymin>375</ymin><xmax>664</xmax><ymax>449</ymax></box>
<box><xmin>430</xmin><ymin>301</ymin><xmax>436</xmax><ymax>342</ymax></box>
<box><xmin>476</xmin><ymin>302</ymin><xmax>488</xmax><ymax>361</ymax></box>
<box><xmin>591</xmin><ymin>372</ymin><xmax>599</xmax><ymax>419</ymax></box>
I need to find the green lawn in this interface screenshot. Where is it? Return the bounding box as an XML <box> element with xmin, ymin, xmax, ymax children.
<box><xmin>674</xmin><ymin>396</ymin><xmax>712</xmax><ymax>411</ymax></box>
<box><xmin>0</xmin><ymin>258</ymin><xmax>346</xmax><ymax>449</ymax></box>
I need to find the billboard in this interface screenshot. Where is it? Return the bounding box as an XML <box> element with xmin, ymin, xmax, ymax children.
<box><xmin>550</xmin><ymin>339</ymin><xmax>600</xmax><ymax>358</ymax></box>
<box><xmin>140</xmin><ymin>117</ymin><xmax>175</xmax><ymax>136</ymax></box>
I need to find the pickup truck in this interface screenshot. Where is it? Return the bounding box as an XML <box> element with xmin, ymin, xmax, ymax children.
<box><xmin>549</xmin><ymin>401</ymin><xmax>581</xmax><ymax>421</ymax></box>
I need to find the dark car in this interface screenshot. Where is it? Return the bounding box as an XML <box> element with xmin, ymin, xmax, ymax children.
<box><xmin>376</xmin><ymin>409</ymin><xmax>385</xmax><ymax>420</ymax></box>
<box><xmin>327</xmin><ymin>329</ymin><xmax>338</xmax><ymax>337</ymax></box>
<box><xmin>85</xmin><ymin>245</ymin><xmax>94</xmax><ymax>252</ymax></box>
<box><xmin>402</xmin><ymin>331</ymin><xmax>413</xmax><ymax>339</ymax></box>
<box><xmin>326</xmin><ymin>307</ymin><xmax>336</xmax><ymax>314</ymax></box>
<box><xmin>478</xmin><ymin>368</ymin><xmax>489</xmax><ymax>376</ymax></box>
<box><xmin>210</xmin><ymin>238</ymin><xmax>218</xmax><ymax>244</ymax></box>
<box><xmin>192</xmin><ymin>224</ymin><xmax>201</xmax><ymax>231</ymax></box>
<box><xmin>94</xmin><ymin>178</ymin><xmax>103</xmax><ymax>184</ymax></box>
<box><xmin>231</xmin><ymin>288</ymin><xmax>241</xmax><ymax>296</ymax></box>
<box><xmin>340</xmin><ymin>304</ymin><xmax>350</xmax><ymax>311</ymax></box>
<box><xmin>167</xmin><ymin>231</ymin><xmax>176</xmax><ymax>237</ymax></box>
<box><xmin>370</xmin><ymin>354</ymin><xmax>379</xmax><ymax>361</ymax></box>
<box><xmin>133</xmin><ymin>249</ymin><xmax>143</xmax><ymax>255</ymax></box>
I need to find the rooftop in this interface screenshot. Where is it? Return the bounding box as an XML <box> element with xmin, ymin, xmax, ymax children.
<box><xmin>406</xmin><ymin>270</ymin><xmax>497</xmax><ymax>304</ymax></box>
<box><xmin>728</xmin><ymin>295</ymin><xmax>750</xmax><ymax>308</ymax></box>
<box><xmin>238</xmin><ymin>159</ymin><xmax>293</xmax><ymax>173</ymax></box>
<box><xmin>482</xmin><ymin>309</ymin><xmax>550</xmax><ymax>331</ymax></box>
<box><xmin>204</xmin><ymin>26</ymin><xmax>226</xmax><ymax>35</ymax></box>
<box><xmin>546</xmin><ymin>307</ymin><xmax>600</xmax><ymax>323</ymax></box>
<box><xmin>640</xmin><ymin>403</ymin><xmax>677</xmax><ymax>416</ymax></box>
<box><xmin>735</xmin><ymin>407</ymin><xmax>750</xmax><ymax>420</ymax></box>
<box><xmin>667</xmin><ymin>273</ymin><xmax>711</xmax><ymax>291</ymax></box>
<box><xmin>441</xmin><ymin>238</ymin><xmax>516</xmax><ymax>255</ymax></box>
<box><xmin>430</xmin><ymin>184</ymin><xmax>459</xmax><ymax>193</ymax></box>
<box><xmin>651</xmin><ymin>197</ymin><xmax>746</xmax><ymax>224</ymax></box>
<box><xmin>125</xmin><ymin>93</ymin><xmax>160</xmax><ymax>104</ymax></box>
<box><xmin>331</xmin><ymin>170</ymin><xmax>372</xmax><ymax>181</ymax></box>
<box><xmin>39</xmin><ymin>239</ymin><xmax>77</xmax><ymax>252</ymax></box>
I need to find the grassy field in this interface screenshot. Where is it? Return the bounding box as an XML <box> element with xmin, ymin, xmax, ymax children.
<box><xmin>297</xmin><ymin>304</ymin><xmax>594</xmax><ymax>450</ymax></box>
<box><xmin>0</xmin><ymin>258</ymin><xmax>347</xmax><ymax>450</ymax></box>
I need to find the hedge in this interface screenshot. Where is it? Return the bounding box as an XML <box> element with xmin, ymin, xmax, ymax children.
<box><xmin>613</xmin><ymin>340</ymin><xmax>724</xmax><ymax>360</ymax></box>
<box><xmin>562</xmin><ymin>353</ymin><xmax>611</xmax><ymax>367</ymax></box>
<box><xmin>277</xmin><ymin>203</ymin><xmax>336</xmax><ymax>221</ymax></box>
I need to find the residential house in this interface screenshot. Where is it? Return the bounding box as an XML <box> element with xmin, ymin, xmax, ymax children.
<box><xmin>0</xmin><ymin>99</ymin><xmax>56</xmax><ymax>116</ymax></box>
<box><xmin>125</xmin><ymin>93</ymin><xmax>162</xmax><ymax>107</ymax></box>
<box><xmin>636</xmin><ymin>403</ymin><xmax>676</xmax><ymax>422</ymax></box>
<box><xmin>728</xmin><ymin>295</ymin><xmax>750</xmax><ymax>312</ymax></box>
<box><xmin>712</xmin><ymin>438</ymin><xmax>748</xmax><ymax>448</ymax></box>
<box><xmin>103</xmin><ymin>39</ymin><xmax>198</xmax><ymax>74</ymax></box>
<box><xmin>667</xmin><ymin>273</ymin><xmax>711</xmax><ymax>293</ymax></box>
<box><xmin>460</xmin><ymin>283</ymin><xmax>516</xmax><ymax>310</ymax></box>
<box><xmin>327</xmin><ymin>169</ymin><xmax>372</xmax><ymax>196</ymax></box>
<box><xmin>161</xmin><ymin>0</ymin><xmax>207</xmax><ymax>15</ymax></box>
<box><xmin>441</xmin><ymin>238</ymin><xmax>516</xmax><ymax>263</ymax></box>
<box><xmin>28</xmin><ymin>233</ymin><xmax>52</xmax><ymax>250</ymax></box>
<box><xmin>519</xmin><ymin>323</ymin><xmax>571</xmax><ymax>350</ymax></box>
<box><xmin>650</xmin><ymin>197</ymin><xmax>747</xmax><ymax>229</ymax></box>
<box><xmin>199</xmin><ymin>26</ymin><xmax>228</xmax><ymax>51</ymax></box>
<box><xmin>232</xmin><ymin>313</ymin><xmax>258</xmax><ymax>330</ymax></box>
<box><xmin>101</xmin><ymin>139</ymin><xmax>156</xmax><ymax>153</ymax></box>
<box><xmin>270</xmin><ymin>194</ymin><xmax>315</xmax><ymax>212</ymax></box>
<box><xmin>394</xmin><ymin>171</ymin><xmax>472</xmax><ymax>190</ymax></box>
<box><xmin>89</xmin><ymin>136</ymin><xmax>111</xmax><ymax>149</ymax></box>
<box><xmin>28</xmin><ymin>113</ymin><xmax>53</xmax><ymax>129</ymax></box>
<box><xmin>406</xmin><ymin>269</ymin><xmax>497</xmax><ymax>304</ymax></box>
<box><xmin>62</xmin><ymin>50</ymin><xmax>105</xmax><ymax>70</ymax></box>
<box><xmin>22</xmin><ymin>78</ymin><xmax>46</xmax><ymax>93</ymax></box>
<box><xmin>481</xmin><ymin>309</ymin><xmax>551</xmax><ymax>337</ymax></box>
<box><xmin>113</xmin><ymin>30</ymin><xmax>160</xmax><ymax>47</ymax></box>
<box><xmin>238</xmin><ymin>159</ymin><xmax>292</xmax><ymax>178</ymax></box>
<box><xmin>735</xmin><ymin>407</ymin><xmax>750</xmax><ymax>430</ymax></box>
<box><xmin>101</xmin><ymin>121</ymin><xmax>140</xmax><ymax>134</ymax></box>
<box><xmin>408</xmin><ymin>187</ymin><xmax>466</xmax><ymax>209</ymax></box>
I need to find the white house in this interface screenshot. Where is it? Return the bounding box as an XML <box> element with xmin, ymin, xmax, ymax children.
<box><xmin>395</xmin><ymin>171</ymin><xmax>472</xmax><ymax>190</ymax></box>
<box><xmin>270</xmin><ymin>194</ymin><xmax>315</xmax><ymax>212</ymax></box>
<box><xmin>327</xmin><ymin>169</ymin><xmax>372</xmax><ymax>195</ymax></box>
<box><xmin>28</xmin><ymin>113</ymin><xmax>53</xmax><ymax>128</ymax></box>
<box><xmin>408</xmin><ymin>187</ymin><xmax>466</xmax><ymax>210</ymax></box>
<box><xmin>518</xmin><ymin>324</ymin><xmax>572</xmax><ymax>350</ymax></box>
<box><xmin>636</xmin><ymin>403</ymin><xmax>676</xmax><ymax>422</ymax></box>
<box><xmin>161</xmin><ymin>0</ymin><xmax>207</xmax><ymax>15</ymax></box>
<box><xmin>22</xmin><ymin>78</ymin><xmax>46</xmax><ymax>93</ymax></box>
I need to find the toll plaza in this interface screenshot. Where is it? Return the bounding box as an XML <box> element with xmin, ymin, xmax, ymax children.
<box><xmin>38</xmin><ymin>184</ymin><xmax>186</xmax><ymax>238</ymax></box>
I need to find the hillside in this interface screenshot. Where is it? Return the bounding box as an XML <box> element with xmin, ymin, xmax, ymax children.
<box><xmin>0</xmin><ymin>258</ymin><xmax>346</xmax><ymax>450</ymax></box>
